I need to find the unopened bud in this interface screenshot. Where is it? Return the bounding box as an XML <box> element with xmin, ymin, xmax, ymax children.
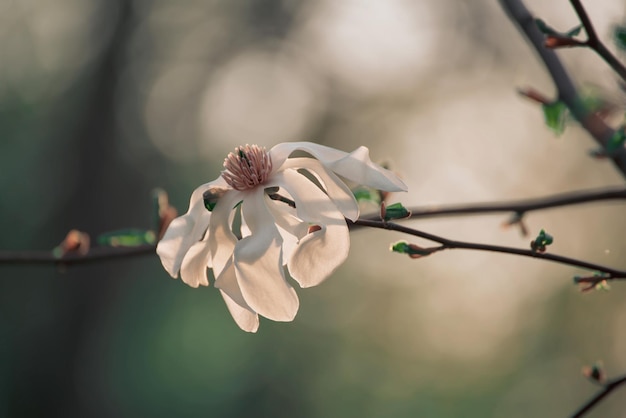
<box><xmin>582</xmin><ymin>363</ymin><xmax>606</xmax><ymax>383</ymax></box>
<box><xmin>153</xmin><ymin>189</ymin><xmax>178</xmax><ymax>240</ymax></box>
<box><xmin>530</xmin><ymin>229</ymin><xmax>553</xmax><ymax>253</ymax></box>
<box><xmin>390</xmin><ymin>241</ymin><xmax>439</xmax><ymax>259</ymax></box>
<box><xmin>383</xmin><ymin>202</ymin><xmax>411</xmax><ymax>221</ymax></box>
<box><xmin>53</xmin><ymin>230</ymin><xmax>90</xmax><ymax>258</ymax></box>
<box><xmin>544</xmin><ymin>35</ymin><xmax>583</xmax><ymax>48</ymax></box>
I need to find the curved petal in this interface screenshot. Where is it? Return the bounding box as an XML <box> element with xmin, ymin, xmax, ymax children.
<box><xmin>234</xmin><ymin>188</ymin><xmax>299</xmax><ymax>321</ymax></box>
<box><xmin>220</xmin><ymin>290</ymin><xmax>259</xmax><ymax>333</ymax></box>
<box><xmin>215</xmin><ymin>257</ymin><xmax>248</xmax><ymax>307</ymax></box>
<box><xmin>179</xmin><ymin>233</ymin><xmax>211</xmax><ymax>288</ymax></box>
<box><xmin>156</xmin><ymin>178</ymin><xmax>226</xmax><ymax>278</ymax></box>
<box><xmin>276</xmin><ymin>157</ymin><xmax>359</xmax><ymax>221</ymax></box>
<box><xmin>215</xmin><ymin>257</ymin><xmax>259</xmax><ymax>332</ymax></box>
<box><xmin>208</xmin><ymin>189</ymin><xmax>243</xmax><ymax>279</ymax></box>
<box><xmin>274</xmin><ymin>170</ymin><xmax>350</xmax><ymax>288</ymax></box>
<box><xmin>269</xmin><ymin>142</ymin><xmax>407</xmax><ymax>192</ymax></box>
<box><xmin>264</xmin><ymin>198</ymin><xmax>308</xmax><ymax>264</ymax></box>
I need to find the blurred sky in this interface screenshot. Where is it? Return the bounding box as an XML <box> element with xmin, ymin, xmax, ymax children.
<box><xmin>1</xmin><ymin>0</ymin><xmax>626</xmax><ymax>417</ymax></box>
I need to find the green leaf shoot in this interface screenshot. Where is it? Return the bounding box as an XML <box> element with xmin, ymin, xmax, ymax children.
<box><xmin>383</xmin><ymin>202</ymin><xmax>411</xmax><ymax>221</ymax></box>
<box><xmin>541</xmin><ymin>101</ymin><xmax>568</xmax><ymax>135</ymax></box>
<box><xmin>98</xmin><ymin>229</ymin><xmax>156</xmax><ymax>247</ymax></box>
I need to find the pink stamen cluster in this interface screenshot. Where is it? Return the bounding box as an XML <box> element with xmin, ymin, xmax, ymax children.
<box><xmin>222</xmin><ymin>144</ymin><xmax>273</xmax><ymax>191</ymax></box>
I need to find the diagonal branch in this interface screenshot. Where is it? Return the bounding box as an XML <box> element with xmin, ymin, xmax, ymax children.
<box><xmin>570</xmin><ymin>0</ymin><xmax>626</xmax><ymax>83</ymax></box>
<box><xmin>0</xmin><ymin>245</ymin><xmax>156</xmax><ymax>266</ymax></box>
<box><xmin>499</xmin><ymin>0</ymin><xmax>626</xmax><ymax>179</ymax></box>
<box><xmin>352</xmin><ymin>219</ymin><xmax>626</xmax><ymax>279</ymax></box>
<box><xmin>571</xmin><ymin>374</ymin><xmax>626</xmax><ymax>418</ymax></box>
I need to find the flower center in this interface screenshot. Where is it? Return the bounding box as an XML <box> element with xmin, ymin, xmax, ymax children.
<box><xmin>221</xmin><ymin>144</ymin><xmax>273</xmax><ymax>191</ymax></box>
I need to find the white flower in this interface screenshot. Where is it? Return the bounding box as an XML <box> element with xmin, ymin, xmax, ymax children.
<box><xmin>156</xmin><ymin>142</ymin><xmax>407</xmax><ymax>332</ymax></box>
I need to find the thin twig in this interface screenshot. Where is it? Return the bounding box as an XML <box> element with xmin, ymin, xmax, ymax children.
<box><xmin>499</xmin><ymin>0</ymin><xmax>626</xmax><ymax>179</ymax></box>
<box><xmin>400</xmin><ymin>186</ymin><xmax>626</xmax><ymax>220</ymax></box>
<box><xmin>570</xmin><ymin>0</ymin><xmax>626</xmax><ymax>83</ymax></box>
<box><xmin>351</xmin><ymin>219</ymin><xmax>626</xmax><ymax>279</ymax></box>
<box><xmin>571</xmin><ymin>374</ymin><xmax>626</xmax><ymax>418</ymax></box>
<box><xmin>2</xmin><ymin>187</ymin><xmax>626</xmax><ymax>269</ymax></box>
<box><xmin>4</xmin><ymin>218</ymin><xmax>625</xmax><ymax>278</ymax></box>
<box><xmin>0</xmin><ymin>245</ymin><xmax>155</xmax><ymax>266</ymax></box>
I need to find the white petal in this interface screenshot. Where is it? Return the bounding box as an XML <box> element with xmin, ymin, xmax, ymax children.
<box><xmin>220</xmin><ymin>290</ymin><xmax>259</xmax><ymax>333</ymax></box>
<box><xmin>207</xmin><ymin>190</ymin><xmax>243</xmax><ymax>279</ymax></box>
<box><xmin>215</xmin><ymin>258</ymin><xmax>260</xmax><ymax>332</ymax></box>
<box><xmin>274</xmin><ymin>170</ymin><xmax>350</xmax><ymax>288</ymax></box>
<box><xmin>269</xmin><ymin>142</ymin><xmax>407</xmax><ymax>192</ymax></box>
<box><xmin>156</xmin><ymin>178</ymin><xmax>226</xmax><ymax>278</ymax></box>
<box><xmin>179</xmin><ymin>233</ymin><xmax>211</xmax><ymax>288</ymax></box>
<box><xmin>215</xmin><ymin>256</ymin><xmax>248</xmax><ymax>307</ymax></box>
<box><xmin>234</xmin><ymin>188</ymin><xmax>299</xmax><ymax>321</ymax></box>
<box><xmin>265</xmin><ymin>199</ymin><xmax>308</xmax><ymax>264</ymax></box>
<box><xmin>239</xmin><ymin>215</ymin><xmax>251</xmax><ymax>238</ymax></box>
<box><xmin>277</xmin><ymin>157</ymin><xmax>359</xmax><ymax>221</ymax></box>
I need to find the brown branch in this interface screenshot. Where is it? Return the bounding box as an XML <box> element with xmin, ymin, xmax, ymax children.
<box><xmin>351</xmin><ymin>219</ymin><xmax>626</xmax><ymax>279</ymax></box>
<box><xmin>399</xmin><ymin>186</ymin><xmax>626</xmax><ymax>220</ymax></box>
<box><xmin>571</xmin><ymin>374</ymin><xmax>626</xmax><ymax>418</ymax></box>
<box><xmin>499</xmin><ymin>0</ymin><xmax>626</xmax><ymax>179</ymax></box>
<box><xmin>0</xmin><ymin>245</ymin><xmax>155</xmax><ymax>266</ymax></box>
<box><xmin>2</xmin><ymin>186</ymin><xmax>626</xmax><ymax>267</ymax></box>
<box><xmin>6</xmin><ymin>217</ymin><xmax>625</xmax><ymax>279</ymax></box>
<box><xmin>570</xmin><ymin>0</ymin><xmax>626</xmax><ymax>83</ymax></box>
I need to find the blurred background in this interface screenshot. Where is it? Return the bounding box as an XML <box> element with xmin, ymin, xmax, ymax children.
<box><xmin>1</xmin><ymin>0</ymin><xmax>626</xmax><ymax>416</ymax></box>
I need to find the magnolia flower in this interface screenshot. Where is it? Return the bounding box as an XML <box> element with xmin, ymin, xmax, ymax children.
<box><xmin>157</xmin><ymin>142</ymin><xmax>407</xmax><ymax>332</ymax></box>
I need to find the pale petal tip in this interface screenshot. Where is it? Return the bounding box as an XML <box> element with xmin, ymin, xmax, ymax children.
<box><xmin>243</xmin><ymin>322</ymin><xmax>260</xmax><ymax>333</ymax></box>
<box><xmin>396</xmin><ymin>177</ymin><xmax>409</xmax><ymax>192</ymax></box>
<box><xmin>183</xmin><ymin>279</ymin><xmax>209</xmax><ymax>289</ymax></box>
<box><xmin>156</xmin><ymin>245</ymin><xmax>180</xmax><ymax>279</ymax></box>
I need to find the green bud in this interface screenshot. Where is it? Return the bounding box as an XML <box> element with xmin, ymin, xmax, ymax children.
<box><xmin>390</xmin><ymin>241</ymin><xmax>434</xmax><ymax>258</ymax></box>
<box><xmin>383</xmin><ymin>202</ymin><xmax>411</xmax><ymax>221</ymax></box>
<box><xmin>391</xmin><ymin>241</ymin><xmax>411</xmax><ymax>254</ymax></box>
<box><xmin>530</xmin><ymin>229</ymin><xmax>553</xmax><ymax>252</ymax></box>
